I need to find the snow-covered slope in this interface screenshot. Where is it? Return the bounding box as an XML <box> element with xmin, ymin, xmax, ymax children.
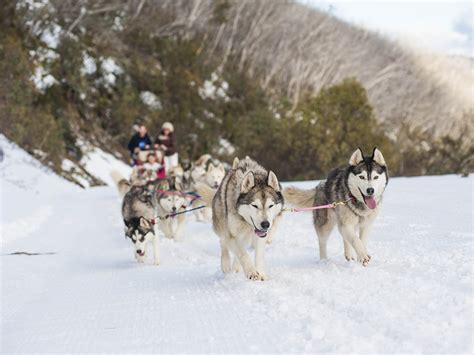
<box><xmin>77</xmin><ymin>140</ymin><xmax>132</xmax><ymax>187</ymax></box>
<box><xmin>1</xmin><ymin>137</ymin><xmax>472</xmax><ymax>353</ymax></box>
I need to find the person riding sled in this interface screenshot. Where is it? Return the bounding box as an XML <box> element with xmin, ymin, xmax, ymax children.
<box><xmin>143</xmin><ymin>152</ymin><xmax>166</xmax><ymax>180</ymax></box>
<box><xmin>127</xmin><ymin>125</ymin><xmax>152</xmax><ymax>165</ymax></box>
<box><xmin>154</xmin><ymin>122</ymin><xmax>178</xmax><ymax>173</ymax></box>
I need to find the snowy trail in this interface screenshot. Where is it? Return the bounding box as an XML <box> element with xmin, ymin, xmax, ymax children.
<box><xmin>1</xmin><ymin>140</ymin><xmax>472</xmax><ymax>353</ymax></box>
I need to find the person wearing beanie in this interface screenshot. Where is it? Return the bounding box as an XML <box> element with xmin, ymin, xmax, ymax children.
<box><xmin>154</xmin><ymin>122</ymin><xmax>178</xmax><ymax>173</ymax></box>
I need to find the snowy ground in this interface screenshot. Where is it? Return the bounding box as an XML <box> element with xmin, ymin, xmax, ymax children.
<box><xmin>1</xmin><ymin>137</ymin><xmax>472</xmax><ymax>353</ymax></box>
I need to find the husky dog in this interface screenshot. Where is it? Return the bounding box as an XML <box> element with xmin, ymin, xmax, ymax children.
<box><xmin>155</xmin><ymin>179</ymin><xmax>187</xmax><ymax>240</ymax></box>
<box><xmin>284</xmin><ymin>148</ymin><xmax>388</xmax><ymax>266</ymax></box>
<box><xmin>192</xmin><ymin>162</ymin><xmax>226</xmax><ymax>221</ymax></box>
<box><xmin>188</xmin><ymin>154</ymin><xmax>212</xmax><ymax>188</ymax></box>
<box><xmin>113</xmin><ymin>171</ymin><xmax>175</xmax><ymax>264</ymax></box>
<box><xmin>197</xmin><ymin>157</ymin><xmax>284</xmax><ymax>281</ymax></box>
<box><xmin>121</xmin><ymin>184</ymin><xmax>162</xmax><ymax>264</ymax></box>
<box><xmin>205</xmin><ymin>163</ymin><xmax>226</xmax><ymax>189</ymax></box>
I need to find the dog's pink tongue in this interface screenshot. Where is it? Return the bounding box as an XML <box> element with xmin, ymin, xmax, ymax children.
<box><xmin>365</xmin><ymin>196</ymin><xmax>377</xmax><ymax>210</ymax></box>
<box><xmin>254</xmin><ymin>229</ymin><xmax>267</xmax><ymax>238</ymax></box>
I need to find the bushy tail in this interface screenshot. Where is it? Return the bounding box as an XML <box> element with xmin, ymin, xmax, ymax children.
<box><xmin>195</xmin><ymin>154</ymin><xmax>212</xmax><ymax>166</ymax></box>
<box><xmin>110</xmin><ymin>170</ymin><xmax>131</xmax><ymax>197</ymax></box>
<box><xmin>195</xmin><ymin>182</ymin><xmax>216</xmax><ymax>207</ymax></box>
<box><xmin>283</xmin><ymin>186</ymin><xmax>316</xmax><ymax>208</ymax></box>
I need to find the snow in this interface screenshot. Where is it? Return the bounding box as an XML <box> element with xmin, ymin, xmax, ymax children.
<box><xmin>100</xmin><ymin>57</ymin><xmax>123</xmax><ymax>86</ymax></box>
<box><xmin>78</xmin><ymin>141</ymin><xmax>132</xmax><ymax>186</ymax></box>
<box><xmin>30</xmin><ymin>65</ymin><xmax>57</xmax><ymax>92</ymax></box>
<box><xmin>198</xmin><ymin>72</ymin><xmax>230</xmax><ymax>101</ymax></box>
<box><xmin>40</xmin><ymin>23</ymin><xmax>62</xmax><ymax>49</ymax></box>
<box><xmin>30</xmin><ymin>47</ymin><xmax>59</xmax><ymax>63</ymax></box>
<box><xmin>17</xmin><ymin>0</ymin><xmax>49</xmax><ymax>10</ymax></box>
<box><xmin>61</xmin><ymin>159</ymin><xmax>92</xmax><ymax>188</ymax></box>
<box><xmin>81</xmin><ymin>52</ymin><xmax>97</xmax><ymax>76</ymax></box>
<box><xmin>113</xmin><ymin>16</ymin><xmax>124</xmax><ymax>32</ymax></box>
<box><xmin>140</xmin><ymin>91</ymin><xmax>162</xmax><ymax>110</ymax></box>
<box><xmin>0</xmin><ymin>134</ymin><xmax>74</xmax><ymax>247</ymax></box>
<box><xmin>1</xmin><ymin>136</ymin><xmax>472</xmax><ymax>353</ymax></box>
<box><xmin>216</xmin><ymin>138</ymin><xmax>236</xmax><ymax>156</ymax></box>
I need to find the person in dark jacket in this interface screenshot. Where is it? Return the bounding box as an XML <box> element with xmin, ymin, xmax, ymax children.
<box><xmin>127</xmin><ymin>125</ymin><xmax>152</xmax><ymax>163</ymax></box>
<box><xmin>154</xmin><ymin>122</ymin><xmax>178</xmax><ymax>173</ymax></box>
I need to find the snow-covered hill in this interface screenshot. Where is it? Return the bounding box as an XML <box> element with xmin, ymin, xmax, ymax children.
<box><xmin>1</xmin><ymin>137</ymin><xmax>472</xmax><ymax>353</ymax></box>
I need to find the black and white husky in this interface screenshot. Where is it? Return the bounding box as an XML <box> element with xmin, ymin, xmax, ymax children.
<box><xmin>112</xmin><ymin>171</ymin><xmax>185</xmax><ymax>264</ymax></box>
<box><xmin>121</xmin><ymin>184</ymin><xmax>161</xmax><ymax>264</ymax></box>
<box><xmin>197</xmin><ymin>157</ymin><xmax>284</xmax><ymax>281</ymax></box>
<box><xmin>284</xmin><ymin>148</ymin><xmax>388</xmax><ymax>266</ymax></box>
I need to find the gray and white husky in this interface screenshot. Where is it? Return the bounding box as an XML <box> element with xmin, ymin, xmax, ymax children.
<box><xmin>284</xmin><ymin>148</ymin><xmax>388</xmax><ymax>266</ymax></box>
<box><xmin>192</xmin><ymin>162</ymin><xmax>226</xmax><ymax>221</ymax></box>
<box><xmin>197</xmin><ymin>157</ymin><xmax>284</xmax><ymax>281</ymax></box>
<box><xmin>155</xmin><ymin>180</ymin><xmax>187</xmax><ymax>240</ymax></box>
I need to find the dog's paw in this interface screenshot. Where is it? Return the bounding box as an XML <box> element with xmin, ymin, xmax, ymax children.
<box><xmin>246</xmin><ymin>269</ymin><xmax>265</xmax><ymax>281</ymax></box>
<box><xmin>256</xmin><ymin>271</ymin><xmax>268</xmax><ymax>281</ymax></box>
<box><xmin>153</xmin><ymin>259</ymin><xmax>160</xmax><ymax>266</ymax></box>
<box><xmin>360</xmin><ymin>255</ymin><xmax>371</xmax><ymax>266</ymax></box>
<box><xmin>221</xmin><ymin>259</ymin><xmax>232</xmax><ymax>273</ymax></box>
<box><xmin>345</xmin><ymin>255</ymin><xmax>356</xmax><ymax>261</ymax></box>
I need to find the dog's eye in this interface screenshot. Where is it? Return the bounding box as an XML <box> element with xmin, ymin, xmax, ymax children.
<box><xmin>359</xmin><ymin>176</ymin><xmax>365</xmax><ymax>180</ymax></box>
<box><xmin>140</xmin><ymin>237</ymin><xmax>145</xmax><ymax>242</ymax></box>
<box><xmin>268</xmin><ymin>204</ymin><xmax>274</xmax><ymax>209</ymax></box>
<box><xmin>251</xmin><ymin>204</ymin><xmax>258</xmax><ymax>209</ymax></box>
<box><xmin>373</xmin><ymin>175</ymin><xmax>379</xmax><ymax>180</ymax></box>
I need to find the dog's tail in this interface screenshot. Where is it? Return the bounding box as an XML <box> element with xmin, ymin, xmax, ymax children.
<box><xmin>110</xmin><ymin>170</ymin><xmax>131</xmax><ymax>197</ymax></box>
<box><xmin>283</xmin><ymin>186</ymin><xmax>316</xmax><ymax>208</ymax></box>
<box><xmin>195</xmin><ymin>154</ymin><xmax>212</xmax><ymax>166</ymax></box>
<box><xmin>195</xmin><ymin>182</ymin><xmax>216</xmax><ymax>207</ymax></box>
<box><xmin>232</xmin><ymin>157</ymin><xmax>239</xmax><ymax>169</ymax></box>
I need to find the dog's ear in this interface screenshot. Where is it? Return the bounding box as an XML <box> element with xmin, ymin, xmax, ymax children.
<box><xmin>124</xmin><ymin>219</ymin><xmax>130</xmax><ymax>227</ymax></box>
<box><xmin>372</xmin><ymin>147</ymin><xmax>386</xmax><ymax>166</ymax></box>
<box><xmin>161</xmin><ymin>180</ymin><xmax>170</xmax><ymax>191</ymax></box>
<box><xmin>241</xmin><ymin>171</ymin><xmax>255</xmax><ymax>193</ymax></box>
<box><xmin>175</xmin><ymin>180</ymin><xmax>183</xmax><ymax>191</ymax></box>
<box><xmin>232</xmin><ymin>157</ymin><xmax>239</xmax><ymax>169</ymax></box>
<box><xmin>217</xmin><ymin>163</ymin><xmax>225</xmax><ymax>172</ymax></box>
<box><xmin>349</xmin><ymin>148</ymin><xmax>364</xmax><ymax>166</ymax></box>
<box><xmin>139</xmin><ymin>216</ymin><xmax>151</xmax><ymax>229</ymax></box>
<box><xmin>267</xmin><ymin>171</ymin><xmax>280</xmax><ymax>191</ymax></box>
<box><xmin>207</xmin><ymin>164</ymin><xmax>214</xmax><ymax>172</ymax></box>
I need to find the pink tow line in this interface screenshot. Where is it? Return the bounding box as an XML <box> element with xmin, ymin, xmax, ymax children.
<box><xmin>283</xmin><ymin>198</ymin><xmax>353</xmax><ymax>213</ymax></box>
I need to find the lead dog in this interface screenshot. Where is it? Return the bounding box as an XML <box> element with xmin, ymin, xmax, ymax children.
<box><xmin>112</xmin><ymin>171</ymin><xmax>173</xmax><ymax>264</ymax></box>
<box><xmin>197</xmin><ymin>157</ymin><xmax>284</xmax><ymax>281</ymax></box>
<box><xmin>121</xmin><ymin>184</ymin><xmax>161</xmax><ymax>264</ymax></box>
<box><xmin>284</xmin><ymin>148</ymin><xmax>388</xmax><ymax>266</ymax></box>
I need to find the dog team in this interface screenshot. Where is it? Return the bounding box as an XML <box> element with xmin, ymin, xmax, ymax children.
<box><xmin>112</xmin><ymin>147</ymin><xmax>389</xmax><ymax>280</ymax></box>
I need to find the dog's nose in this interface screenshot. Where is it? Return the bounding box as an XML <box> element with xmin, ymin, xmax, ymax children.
<box><xmin>366</xmin><ymin>188</ymin><xmax>374</xmax><ymax>195</ymax></box>
<box><xmin>136</xmin><ymin>249</ymin><xmax>142</xmax><ymax>254</ymax></box>
<box><xmin>172</xmin><ymin>207</ymin><xmax>177</xmax><ymax>212</ymax></box>
<box><xmin>260</xmin><ymin>221</ymin><xmax>270</xmax><ymax>230</ymax></box>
